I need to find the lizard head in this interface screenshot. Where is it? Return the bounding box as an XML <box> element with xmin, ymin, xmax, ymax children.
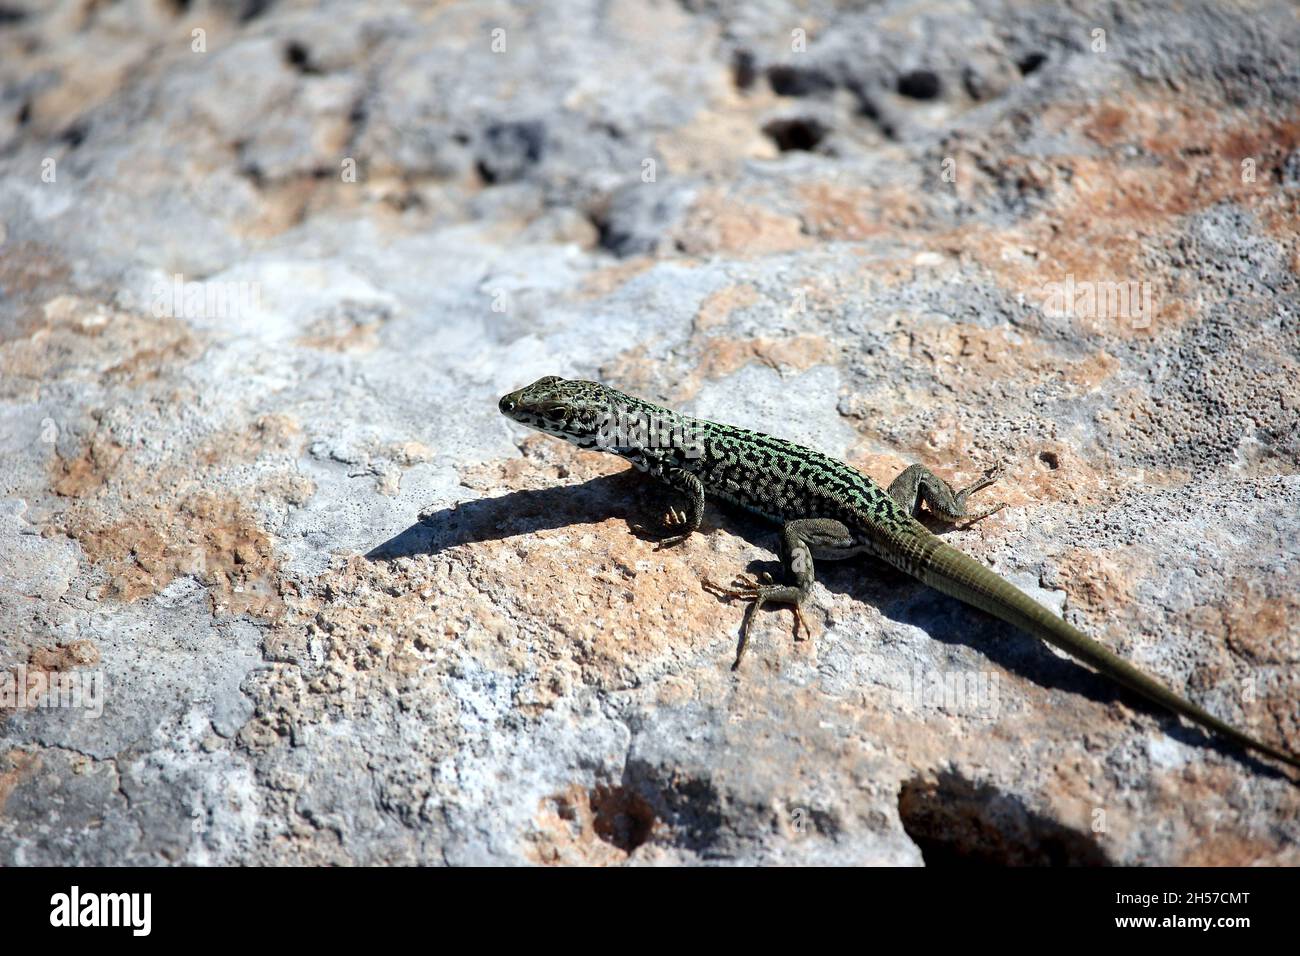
<box><xmin>498</xmin><ymin>375</ymin><xmax>619</xmax><ymax>448</ymax></box>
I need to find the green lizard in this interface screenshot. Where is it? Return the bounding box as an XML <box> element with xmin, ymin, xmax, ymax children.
<box><xmin>498</xmin><ymin>375</ymin><xmax>1300</xmax><ymax>773</ymax></box>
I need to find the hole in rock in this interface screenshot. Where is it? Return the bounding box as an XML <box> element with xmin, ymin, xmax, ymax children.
<box><xmin>763</xmin><ymin>116</ymin><xmax>830</xmax><ymax>152</ymax></box>
<box><xmin>898</xmin><ymin>772</ymin><xmax>1110</xmax><ymax>866</ymax></box>
<box><xmin>590</xmin><ymin>784</ymin><xmax>656</xmax><ymax>853</ymax></box>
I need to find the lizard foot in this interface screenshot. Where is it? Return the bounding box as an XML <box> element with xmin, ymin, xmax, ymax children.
<box><xmin>955</xmin><ymin>461</ymin><xmax>1007</xmax><ymax>528</ymax></box>
<box><xmin>702</xmin><ymin>574</ymin><xmax>809</xmax><ymax>668</ymax></box>
<box><xmin>956</xmin><ymin>500</ymin><xmax>1007</xmax><ymax>528</ymax></box>
<box><xmin>632</xmin><ymin>507</ymin><xmax>694</xmax><ymax>550</ymax></box>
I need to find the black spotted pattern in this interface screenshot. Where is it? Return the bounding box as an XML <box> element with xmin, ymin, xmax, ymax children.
<box><xmin>498</xmin><ymin>376</ymin><xmax>928</xmax><ymax>566</ymax></box>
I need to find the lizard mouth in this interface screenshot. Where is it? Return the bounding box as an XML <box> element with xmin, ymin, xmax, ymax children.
<box><xmin>500</xmin><ymin>392</ymin><xmax>557</xmax><ymax>422</ymax></box>
<box><xmin>498</xmin><ymin>390</ymin><xmax>546</xmax><ymax>426</ymax></box>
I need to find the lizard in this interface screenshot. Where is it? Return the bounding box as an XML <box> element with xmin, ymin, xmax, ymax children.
<box><xmin>498</xmin><ymin>375</ymin><xmax>1300</xmax><ymax>773</ymax></box>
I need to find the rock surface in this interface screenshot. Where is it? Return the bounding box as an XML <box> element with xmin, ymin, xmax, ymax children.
<box><xmin>1</xmin><ymin>0</ymin><xmax>1299</xmax><ymax>865</ymax></box>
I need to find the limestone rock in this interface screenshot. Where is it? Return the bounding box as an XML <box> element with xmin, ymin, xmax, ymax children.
<box><xmin>1</xmin><ymin>0</ymin><xmax>1298</xmax><ymax>865</ymax></box>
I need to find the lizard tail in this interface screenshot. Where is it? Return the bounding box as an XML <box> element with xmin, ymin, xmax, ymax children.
<box><xmin>910</xmin><ymin>534</ymin><xmax>1300</xmax><ymax>772</ymax></box>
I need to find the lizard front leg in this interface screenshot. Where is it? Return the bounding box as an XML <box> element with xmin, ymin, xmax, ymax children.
<box><xmin>633</xmin><ymin>467</ymin><xmax>704</xmax><ymax>549</ymax></box>
<box><xmin>887</xmin><ymin>461</ymin><xmax>1006</xmax><ymax>526</ymax></box>
<box><xmin>704</xmin><ymin>518</ymin><xmax>857</xmax><ymax>669</ymax></box>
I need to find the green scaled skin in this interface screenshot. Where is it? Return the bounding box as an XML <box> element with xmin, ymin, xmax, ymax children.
<box><xmin>498</xmin><ymin>375</ymin><xmax>1300</xmax><ymax>774</ymax></box>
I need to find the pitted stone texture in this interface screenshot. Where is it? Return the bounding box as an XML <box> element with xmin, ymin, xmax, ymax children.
<box><xmin>1</xmin><ymin>0</ymin><xmax>1298</xmax><ymax>866</ymax></box>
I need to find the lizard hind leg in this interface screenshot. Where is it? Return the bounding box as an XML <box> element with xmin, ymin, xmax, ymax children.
<box><xmin>702</xmin><ymin>518</ymin><xmax>854</xmax><ymax>669</ymax></box>
<box><xmin>887</xmin><ymin>461</ymin><xmax>1006</xmax><ymax>527</ymax></box>
<box><xmin>702</xmin><ymin>574</ymin><xmax>806</xmax><ymax>670</ymax></box>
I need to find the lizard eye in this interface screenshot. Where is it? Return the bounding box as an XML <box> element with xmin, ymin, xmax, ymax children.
<box><xmin>542</xmin><ymin>405</ymin><xmax>568</xmax><ymax>423</ymax></box>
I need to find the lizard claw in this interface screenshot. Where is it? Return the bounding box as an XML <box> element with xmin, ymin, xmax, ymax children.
<box><xmin>792</xmin><ymin>604</ymin><xmax>808</xmax><ymax>642</ymax></box>
<box><xmin>965</xmin><ymin>460</ymin><xmax>1004</xmax><ymax>495</ymax></box>
<box><xmin>954</xmin><ymin>460</ymin><xmax>1007</xmax><ymax>527</ymax></box>
<box><xmin>633</xmin><ymin>506</ymin><xmax>695</xmax><ymax>550</ymax></box>
<box><xmin>662</xmin><ymin>506</ymin><xmax>688</xmax><ymax>529</ymax></box>
<box><xmin>703</xmin><ymin>573</ymin><xmax>772</xmax><ymax>600</ymax></box>
<box><xmin>957</xmin><ymin>500</ymin><xmax>1007</xmax><ymax>528</ymax></box>
<box><xmin>703</xmin><ymin>573</ymin><xmax>810</xmax><ymax>668</ymax></box>
<box><xmin>702</xmin><ymin>576</ymin><xmax>745</xmax><ymax>599</ymax></box>
<box><xmin>651</xmin><ymin>508</ymin><xmax>692</xmax><ymax>550</ymax></box>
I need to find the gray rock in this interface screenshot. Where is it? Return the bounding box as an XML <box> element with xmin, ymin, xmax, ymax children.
<box><xmin>1</xmin><ymin>0</ymin><xmax>1298</xmax><ymax>866</ymax></box>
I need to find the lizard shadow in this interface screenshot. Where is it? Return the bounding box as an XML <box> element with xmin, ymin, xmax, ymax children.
<box><xmin>732</xmin><ymin>520</ymin><xmax>1289</xmax><ymax>781</ymax></box>
<box><xmin>368</xmin><ymin>467</ymin><xmax>769</xmax><ymax>561</ymax></box>
<box><xmin>365</xmin><ymin>470</ymin><xmax>649</xmax><ymax>560</ymax></box>
<box><xmin>370</xmin><ymin>483</ymin><xmax>1289</xmax><ymax>781</ymax></box>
